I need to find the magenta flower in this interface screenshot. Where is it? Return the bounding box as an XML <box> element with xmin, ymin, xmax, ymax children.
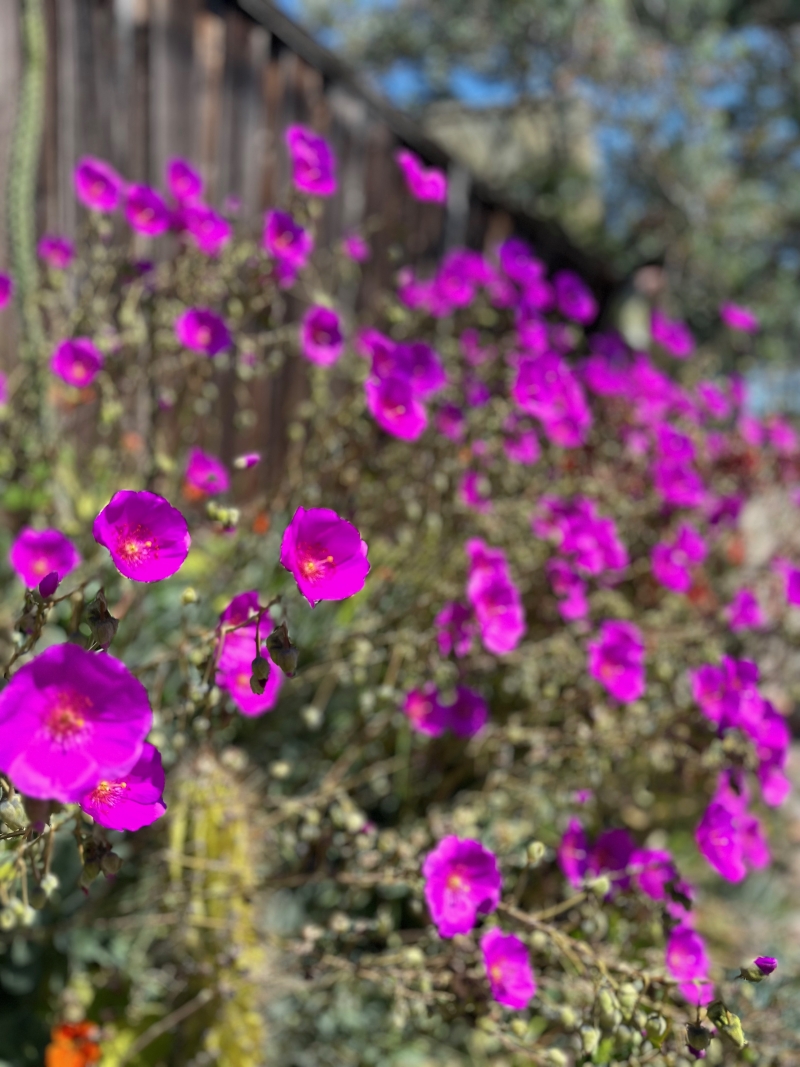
<box><xmin>0</xmin><ymin>643</ymin><xmax>151</xmax><ymax>802</ymax></box>
<box><xmin>503</xmin><ymin>416</ymin><xmax>540</xmax><ymax>465</ymax></box>
<box><xmin>9</xmin><ymin>528</ymin><xmax>80</xmax><ymax>589</ymax></box>
<box><xmin>393</xmin><ymin>342</ymin><xmax>447</xmax><ymax>397</ymax></box>
<box><xmin>720</xmin><ymin>302</ymin><xmax>759</xmax><ymax>333</ymax></box>
<box><xmin>395</xmin><ymin>149</ymin><xmax>447</xmax><ymax>202</ymax></box>
<box><xmin>80</xmin><ymin>742</ymin><xmax>166</xmax><ymax>831</ymax></box>
<box><xmin>183</xmin><ymin>203</ymin><xmax>231</xmax><ymax>255</ymax></box>
<box><xmin>403</xmin><ymin>685</ymin><xmax>449</xmax><ymax>737</ymax></box>
<box><xmin>300</xmin><ymin>305</ymin><xmax>345</xmax><ymax>366</ymax></box>
<box><xmin>365</xmin><ymin>374</ymin><xmax>428</xmax><ymax>440</ymax></box>
<box><xmin>286</xmin><ymin>125</ymin><xmax>337</xmax><ymax>196</ymax></box>
<box><xmin>74</xmin><ymin>157</ymin><xmax>125</xmax><ymax>212</ymax></box>
<box><xmin>558</xmin><ymin>818</ymin><xmax>589</xmax><ymax>888</ymax></box>
<box><xmin>343</xmin><ymin>233</ymin><xmax>370</xmax><ymax>262</ymax></box>
<box><xmin>216</xmin><ymin>592</ymin><xmax>284</xmax><ymax>717</ymax></box>
<box><xmin>696</xmin><ymin>381</ymin><xmax>731</xmax><ymax>421</ymax></box>
<box><xmin>666</xmin><ymin>925</ymin><xmax>713</xmax><ymax>1006</ymax></box>
<box><xmin>629</xmin><ymin>848</ymin><xmax>678</xmax><ymax>902</ymax></box>
<box><xmin>435</xmin><ymin>601</ymin><xmax>476</xmax><ymax>657</ymax></box>
<box><xmin>460</xmin><ymin>470</ymin><xmax>493</xmax><ymax>515</ymax></box>
<box><xmin>175</xmin><ymin>307</ymin><xmax>231</xmax><ymax>357</ymax></box>
<box><xmin>767</xmin><ymin>416</ymin><xmax>798</xmax><ymax>457</ymax></box>
<box><xmin>696</xmin><ymin>771</ymin><xmax>771</xmax><ymax>881</ymax></box>
<box><xmin>422</xmin><ymin>836</ymin><xmax>502</xmax><ymax>937</ymax></box>
<box><xmin>588</xmin><ymin>621</ymin><xmax>646</xmax><ymax>702</ymax></box>
<box><xmin>553</xmin><ymin>270</ymin><xmax>597</xmax><ymax>325</ymax></box>
<box><xmin>263</xmin><ymin>209</ymin><xmax>313</xmax><ymax>269</ymax></box>
<box><xmin>512</xmin><ymin>353</ymin><xmax>592</xmax><ymax>448</ymax></box>
<box><xmin>727</xmin><ymin>589</ymin><xmax>765</xmax><ymax>632</ymax></box>
<box><xmin>443</xmin><ymin>686</ymin><xmax>489</xmax><ymax>738</ymax></box>
<box><xmin>184</xmin><ymin>448</ymin><xmax>230</xmax><ymax>498</ymax></box>
<box><xmin>0</xmin><ymin>274</ymin><xmax>12</xmax><ymax>309</ymax></box>
<box><xmin>166</xmin><ymin>158</ymin><xmax>203</xmax><ymax>203</ymax></box>
<box><xmin>652</xmin><ymin>460</ymin><xmax>706</xmax><ymax>509</ymax></box>
<box><xmin>754</xmin><ymin>956</ymin><xmax>777</xmax><ymax>976</ymax></box>
<box><xmin>93</xmin><ymin>490</ymin><xmax>191</xmax><ymax>582</ymax></box>
<box><xmin>51</xmin><ymin>338</ymin><xmax>104</xmax><ymax>388</ymax></box>
<box><xmin>280</xmin><ymin>506</ymin><xmax>369</xmax><ymax>607</ymax></box>
<box><xmin>481</xmin><ymin>928</ymin><xmax>536</xmax><ymax>1010</ymax></box>
<box><xmin>234</xmin><ymin>452</ymin><xmax>261</xmax><ymax>470</ymax></box>
<box><xmin>651</xmin><ymin>309</ymin><xmax>695</xmax><ymax>359</ymax></box>
<box><xmin>125</xmin><ymin>184</ymin><xmax>170</xmax><ymax>236</ymax></box>
<box><xmin>37</xmin><ymin>235</ymin><xmax>75</xmax><ymax>270</ymax></box>
<box><xmin>533</xmin><ymin>496</ymin><xmax>628</xmax><ymax>576</ymax></box>
<box><xmin>547</xmin><ymin>559</ymin><xmax>589</xmax><ymax>621</ymax></box>
<box><xmin>652</xmin><ymin>525</ymin><xmax>707</xmax><ymax>594</ymax></box>
<box><xmin>435</xmin><ymin>403</ymin><xmax>466</xmax><ymax>442</ymax></box>
<box><xmin>469</xmin><ymin>569</ymin><xmax>526</xmax><ymax>655</ymax></box>
<box><xmin>498</xmin><ymin>237</ymin><xmax>545</xmax><ymax>287</ymax></box>
<box><xmin>589</xmin><ymin>828</ymin><xmax>636</xmax><ymax>890</ymax></box>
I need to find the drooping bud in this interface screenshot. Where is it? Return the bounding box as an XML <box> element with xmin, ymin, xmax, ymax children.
<box><xmin>706</xmin><ymin>1001</ymin><xmax>747</xmax><ymax>1050</ymax></box>
<box><xmin>85</xmin><ymin>588</ymin><xmax>119</xmax><ymax>650</ymax></box>
<box><xmin>526</xmin><ymin>840</ymin><xmax>546</xmax><ymax>866</ymax></box>
<box><xmin>101</xmin><ymin>852</ymin><xmax>123</xmax><ymax>876</ymax></box>
<box><xmin>686</xmin><ymin>1024</ymin><xmax>711</xmax><ymax>1053</ymax></box>
<box><xmin>181</xmin><ymin>586</ymin><xmax>198</xmax><ymax>605</ymax></box>
<box><xmin>249</xmin><ymin>674</ymin><xmax>267</xmax><ymax>695</ymax></box>
<box><xmin>251</xmin><ymin>655</ymin><xmax>271</xmax><ymax>682</ymax></box>
<box><xmin>266</xmin><ymin>622</ymin><xmax>299</xmax><ymax>677</ymax></box>
<box><xmin>80</xmin><ymin>861</ymin><xmax>101</xmax><ymax>889</ymax></box>
<box><xmin>38</xmin><ymin>571</ymin><xmax>60</xmax><ymax>599</ymax></box>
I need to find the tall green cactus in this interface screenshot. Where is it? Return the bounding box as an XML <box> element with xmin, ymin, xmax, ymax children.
<box><xmin>8</xmin><ymin>0</ymin><xmax>46</xmax><ymax>360</ymax></box>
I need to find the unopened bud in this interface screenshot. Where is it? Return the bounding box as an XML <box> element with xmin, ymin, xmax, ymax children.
<box><xmin>0</xmin><ymin>907</ymin><xmax>15</xmax><ymax>930</ymax></box>
<box><xmin>85</xmin><ymin>588</ymin><xmax>119</xmax><ymax>650</ymax></box>
<box><xmin>38</xmin><ymin>571</ymin><xmax>60</xmax><ymax>599</ymax></box>
<box><xmin>644</xmin><ymin>1013</ymin><xmax>668</xmax><ymax>1047</ymax></box>
<box><xmin>249</xmin><ymin>674</ymin><xmax>267</xmax><ymax>695</ymax></box>
<box><xmin>40</xmin><ymin>873</ymin><xmax>59</xmax><ymax>897</ymax></box>
<box><xmin>587</xmin><ymin>874</ymin><xmax>611</xmax><ymax>897</ymax></box>
<box><xmin>251</xmin><ymin>655</ymin><xmax>271</xmax><ymax>682</ymax></box>
<box><xmin>618</xmin><ymin>983</ymin><xmax>638</xmax><ymax>1020</ymax></box>
<box><xmin>101</xmin><ymin>852</ymin><xmax>123</xmax><ymax>876</ymax></box>
<box><xmin>80</xmin><ymin>861</ymin><xmax>101</xmax><ymax>888</ymax></box>
<box><xmin>181</xmin><ymin>587</ymin><xmax>198</xmax><ymax>605</ymax></box>
<box><xmin>687</xmin><ymin>1024</ymin><xmax>712</xmax><ymax>1052</ymax></box>
<box><xmin>266</xmin><ymin>623</ymin><xmax>299</xmax><ymax>677</ymax></box>
<box><xmin>526</xmin><ymin>840</ymin><xmax>546</xmax><ymax>866</ymax></box>
<box><xmin>580</xmin><ymin>1025</ymin><xmax>600</xmax><ymax>1054</ymax></box>
<box><xmin>30</xmin><ymin>887</ymin><xmax>48</xmax><ymax>910</ymax></box>
<box><xmin>596</xmin><ymin>988</ymin><xmax>620</xmax><ymax>1031</ymax></box>
<box><xmin>0</xmin><ymin>795</ymin><xmax>27</xmax><ymax>831</ymax></box>
<box><xmin>706</xmin><ymin>1001</ymin><xmax>747</xmax><ymax>1050</ymax></box>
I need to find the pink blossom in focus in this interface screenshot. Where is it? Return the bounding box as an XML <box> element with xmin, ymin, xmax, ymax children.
<box><xmin>651</xmin><ymin>524</ymin><xmax>707</xmax><ymax>594</ymax></box>
<box><xmin>51</xmin><ymin>338</ymin><xmax>104</xmax><ymax>387</ymax></box>
<box><xmin>80</xmin><ymin>742</ymin><xmax>166</xmax><ymax>832</ymax></box>
<box><xmin>280</xmin><ymin>506</ymin><xmax>370</xmax><ymax>608</ymax></box>
<box><xmin>37</xmin><ymin>235</ymin><xmax>75</xmax><ymax>270</ymax></box>
<box><xmin>720</xmin><ymin>302</ymin><xmax>759</xmax><ymax>333</ymax></box>
<box><xmin>365</xmin><ymin>374</ymin><xmax>428</xmax><ymax>440</ymax></box>
<box><xmin>286</xmin><ymin>125</ymin><xmax>337</xmax><ymax>196</ymax></box>
<box><xmin>0</xmin><ymin>643</ymin><xmax>152</xmax><ymax>802</ymax></box>
<box><xmin>665</xmin><ymin>925</ymin><xmax>714</xmax><ymax>1006</ymax></box>
<box><xmin>74</xmin><ymin>157</ymin><xmax>125</xmax><ymax>212</ymax></box>
<box><xmin>183</xmin><ymin>203</ymin><xmax>231</xmax><ymax>255</ymax></box>
<box><xmin>263</xmin><ymin>209</ymin><xmax>314</xmax><ymax>270</ymax></box>
<box><xmin>184</xmin><ymin>448</ymin><xmax>230</xmax><ymax>498</ymax></box>
<box><xmin>588</xmin><ymin>620</ymin><xmax>646</xmax><ymax>702</ymax></box>
<box><xmin>93</xmin><ymin>490</ymin><xmax>191</xmax><ymax>583</ymax></box>
<box><xmin>175</xmin><ymin>307</ymin><xmax>231</xmax><ymax>356</ymax></box>
<box><xmin>727</xmin><ymin>589</ymin><xmax>765</xmax><ymax>632</ymax></box>
<box><xmin>395</xmin><ymin>148</ymin><xmax>447</xmax><ymax>202</ymax></box>
<box><xmin>300</xmin><ymin>305</ymin><xmax>345</xmax><ymax>366</ymax></box>
<box><xmin>125</xmin><ymin>184</ymin><xmax>170</xmax><ymax>236</ymax></box>
<box><xmin>481</xmin><ymin>928</ymin><xmax>536</xmax><ymax>1010</ymax></box>
<box><xmin>422</xmin><ymin>836</ymin><xmax>502</xmax><ymax>937</ymax></box>
<box><xmin>553</xmin><ymin>270</ymin><xmax>597</xmax><ymax>325</ymax></box>
<box><xmin>9</xmin><ymin>528</ymin><xmax>80</xmax><ymax>589</ymax></box>
<box><xmin>167</xmin><ymin>158</ymin><xmax>203</xmax><ymax>203</ymax></box>
<box><xmin>651</xmin><ymin>309</ymin><xmax>695</xmax><ymax>359</ymax></box>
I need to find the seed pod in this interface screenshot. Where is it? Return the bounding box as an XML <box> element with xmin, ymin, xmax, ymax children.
<box><xmin>266</xmin><ymin>623</ymin><xmax>299</xmax><ymax>677</ymax></box>
<box><xmin>618</xmin><ymin>982</ymin><xmax>638</xmax><ymax>1020</ymax></box>
<box><xmin>0</xmin><ymin>795</ymin><xmax>27</xmax><ymax>831</ymax></box>
<box><xmin>644</xmin><ymin>1014</ymin><xmax>668</xmax><ymax>1048</ymax></box>
<box><xmin>687</xmin><ymin>1024</ymin><xmax>712</xmax><ymax>1052</ymax></box>
<box><xmin>101</xmin><ymin>852</ymin><xmax>123</xmax><ymax>876</ymax></box>
<box><xmin>707</xmin><ymin>1001</ymin><xmax>747</xmax><ymax>1050</ymax></box>
<box><xmin>85</xmin><ymin>588</ymin><xmax>119</xmax><ymax>650</ymax></box>
<box><xmin>251</xmin><ymin>655</ymin><xmax>271</xmax><ymax>682</ymax></box>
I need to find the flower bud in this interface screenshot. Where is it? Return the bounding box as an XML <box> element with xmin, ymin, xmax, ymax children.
<box><xmin>644</xmin><ymin>1013</ymin><xmax>668</xmax><ymax>1047</ymax></box>
<box><xmin>266</xmin><ymin>623</ymin><xmax>299</xmax><ymax>677</ymax></box>
<box><xmin>526</xmin><ymin>840</ymin><xmax>546</xmax><ymax>866</ymax></box>
<box><xmin>85</xmin><ymin>588</ymin><xmax>119</xmax><ymax>650</ymax></box>
<box><xmin>80</xmin><ymin>861</ymin><xmax>101</xmax><ymax>889</ymax></box>
<box><xmin>0</xmin><ymin>795</ymin><xmax>27</xmax><ymax>831</ymax></box>
<box><xmin>617</xmin><ymin>983</ymin><xmax>638</xmax><ymax>1020</ymax></box>
<box><xmin>580</xmin><ymin>1025</ymin><xmax>600</xmax><ymax>1054</ymax></box>
<box><xmin>249</xmin><ymin>674</ymin><xmax>267</xmax><ymax>695</ymax></box>
<box><xmin>181</xmin><ymin>587</ymin><xmax>198</xmax><ymax>605</ymax></box>
<box><xmin>38</xmin><ymin>571</ymin><xmax>60</xmax><ymax>599</ymax></box>
<box><xmin>586</xmin><ymin>874</ymin><xmax>611</xmax><ymax>898</ymax></box>
<box><xmin>251</xmin><ymin>655</ymin><xmax>271</xmax><ymax>682</ymax></box>
<box><xmin>596</xmin><ymin>988</ymin><xmax>621</xmax><ymax>1031</ymax></box>
<box><xmin>30</xmin><ymin>887</ymin><xmax>49</xmax><ymax>910</ymax></box>
<box><xmin>706</xmin><ymin>1001</ymin><xmax>747</xmax><ymax>1050</ymax></box>
<box><xmin>687</xmin><ymin>1024</ymin><xmax>711</xmax><ymax>1052</ymax></box>
<box><xmin>101</xmin><ymin>852</ymin><xmax>123</xmax><ymax>876</ymax></box>
<box><xmin>0</xmin><ymin>907</ymin><xmax>15</xmax><ymax>930</ymax></box>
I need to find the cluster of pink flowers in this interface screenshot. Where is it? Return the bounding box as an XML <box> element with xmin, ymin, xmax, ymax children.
<box><xmin>465</xmin><ymin>539</ymin><xmax>525</xmax><ymax>655</ymax></box>
<box><xmin>402</xmin><ymin>684</ymin><xmax>487</xmax><ymax>738</ymax></box>
<box><xmin>422</xmin><ymin>837</ymin><xmax>536</xmax><ymax>1010</ymax></box>
<box><xmin>216</xmin><ymin>591</ymin><xmax>283</xmax><ymax>717</ymax></box>
<box><xmin>359</xmin><ymin>329</ymin><xmax>447</xmax><ymax>441</ymax></box>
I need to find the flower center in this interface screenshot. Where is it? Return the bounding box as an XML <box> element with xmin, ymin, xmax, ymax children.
<box><xmin>490</xmin><ymin>963</ymin><xmax>504</xmax><ymax>981</ymax></box>
<box><xmin>197</xmin><ymin>326</ymin><xmax>212</xmax><ymax>346</ymax></box>
<box><xmin>31</xmin><ymin>557</ymin><xmax>49</xmax><ymax>576</ymax></box>
<box><xmin>72</xmin><ymin>360</ymin><xmax>88</xmax><ymax>381</ymax></box>
<box><xmin>298</xmin><ymin>546</ymin><xmax>335</xmax><ymax>583</ymax></box>
<box><xmin>45</xmin><ymin>688</ymin><xmax>92</xmax><ymax>745</ymax></box>
<box><xmin>446</xmin><ymin>871</ymin><xmax>468</xmax><ymax>892</ymax></box>
<box><xmin>87</xmin><ymin>778</ymin><xmax>128</xmax><ymax>808</ymax></box>
<box><xmin>115</xmin><ymin>524</ymin><xmax>158</xmax><ymax>565</ymax></box>
<box><xmin>313</xmin><ymin>328</ymin><xmax>332</xmax><ymax>345</ymax></box>
<box><xmin>91</xmin><ymin>180</ymin><xmax>107</xmax><ymax>197</ymax></box>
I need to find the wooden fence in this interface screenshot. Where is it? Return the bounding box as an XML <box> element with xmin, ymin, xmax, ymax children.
<box><xmin>0</xmin><ymin>0</ymin><xmax>617</xmax><ymax>488</ymax></box>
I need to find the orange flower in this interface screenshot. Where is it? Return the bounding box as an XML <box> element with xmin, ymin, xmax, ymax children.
<box><xmin>45</xmin><ymin>1022</ymin><xmax>101</xmax><ymax>1067</ymax></box>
